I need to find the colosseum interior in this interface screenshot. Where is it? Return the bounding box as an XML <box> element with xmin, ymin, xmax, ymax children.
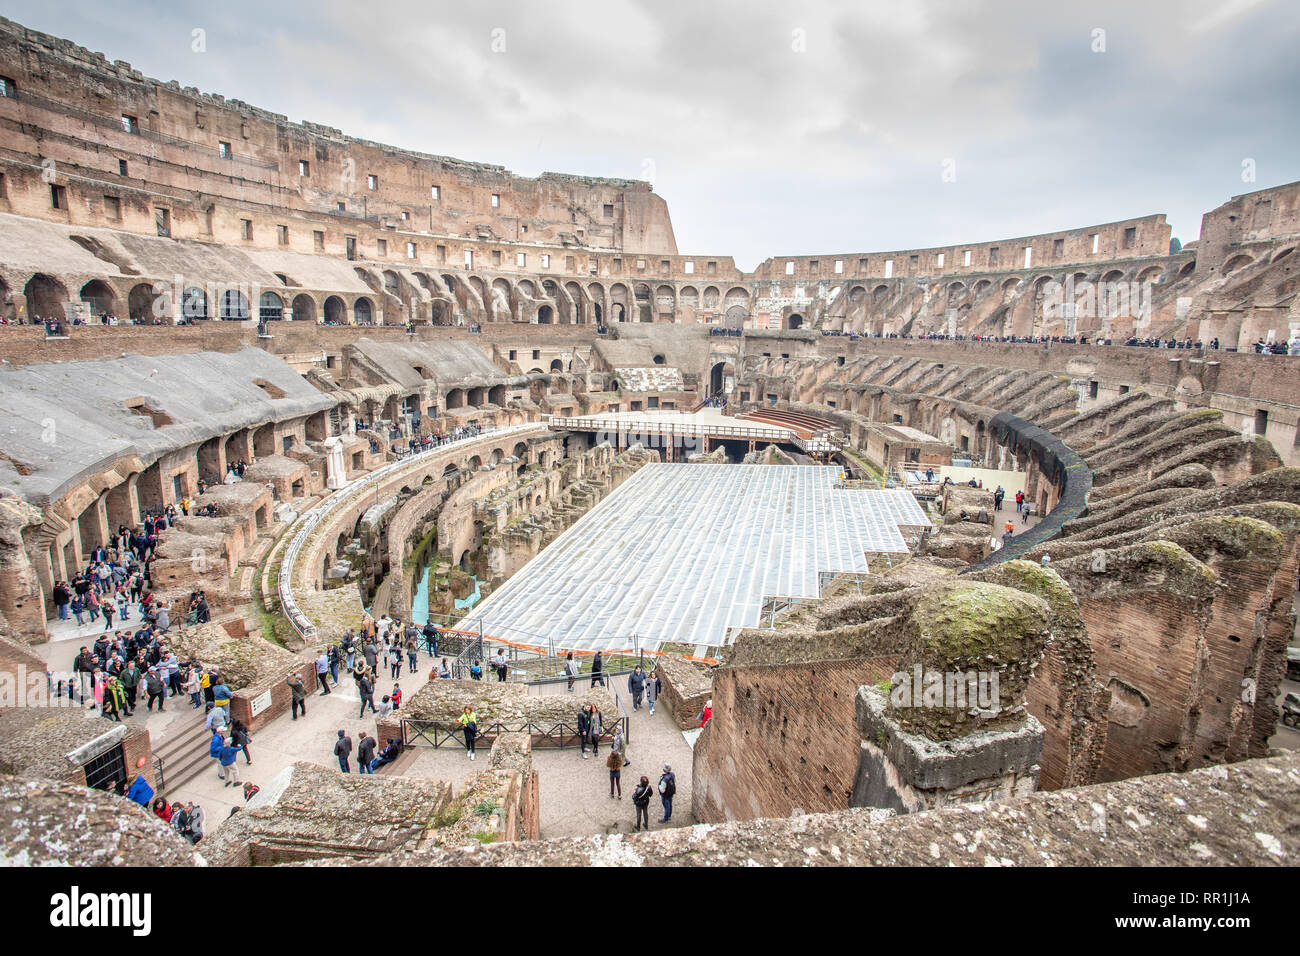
<box><xmin>0</xmin><ymin>13</ymin><xmax>1296</xmax><ymax>883</ymax></box>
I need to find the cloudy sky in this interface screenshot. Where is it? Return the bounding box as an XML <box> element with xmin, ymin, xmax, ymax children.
<box><xmin>6</xmin><ymin>0</ymin><xmax>1296</xmax><ymax>268</ymax></box>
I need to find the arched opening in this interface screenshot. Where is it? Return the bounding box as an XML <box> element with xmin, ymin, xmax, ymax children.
<box><xmin>652</xmin><ymin>354</ymin><xmax>665</xmax><ymax>365</ymax></box>
<box><xmin>549</xmin><ymin>359</ymin><xmax>564</xmax><ymax>372</ymax></box>
<box><xmin>128</xmin><ymin>283</ymin><xmax>164</xmax><ymax>322</ymax></box>
<box><xmin>323</xmin><ymin>295</ymin><xmax>347</xmax><ymax>325</ymax></box>
<box><xmin>787</xmin><ymin>313</ymin><xmax>803</xmax><ymax>330</ymax></box>
<box><xmin>446</xmin><ymin>388</ymin><xmax>465</xmax><ymax>410</ymax></box>
<box><xmin>537</xmin><ymin>305</ymin><xmax>554</xmax><ymax>324</ymax></box>
<box><xmin>182</xmin><ymin>286</ymin><xmax>209</xmax><ymax>321</ymax></box>
<box><xmin>291</xmin><ymin>293</ymin><xmax>316</xmax><ymax>323</ymax></box>
<box><xmin>79</xmin><ymin>280</ymin><xmax>117</xmax><ymax>319</ymax></box>
<box><xmin>468</xmin><ymin>455</ymin><xmax>482</xmax><ymax>471</ymax></box>
<box><xmin>258</xmin><ymin>291</ymin><xmax>284</xmax><ymax>322</ymax></box>
<box><xmin>1223</xmin><ymin>254</ymin><xmax>1253</xmax><ymax>275</ymax></box>
<box><xmin>513</xmin><ymin>442</ymin><xmax>528</xmax><ymax>460</ymax></box>
<box><xmin>353</xmin><ymin>296</ymin><xmax>374</xmax><ymax>325</ymax></box>
<box><xmin>723</xmin><ymin>305</ymin><xmax>746</xmax><ymax>329</ymax></box>
<box><xmin>459</xmin><ymin>550</ymin><xmax>471</xmax><ymax>571</ymax></box>
<box><xmin>709</xmin><ymin>361</ymin><xmax>734</xmax><ymax>397</ymax></box>
<box><xmin>488</xmin><ymin>385</ymin><xmax>506</xmax><ymax>405</ymax></box>
<box><xmin>443</xmin><ymin>463</ymin><xmax>458</xmax><ymax>477</ymax></box>
<box><xmin>467</xmin><ymin>387</ymin><xmax>485</xmax><ymax>407</ymax></box>
<box><xmin>25</xmin><ymin>274</ymin><xmax>69</xmax><ymax>322</ymax></box>
<box><xmin>218</xmin><ymin>289</ymin><xmax>250</xmax><ymax>321</ymax></box>
<box><xmin>491</xmin><ymin>449</ymin><xmax>503</xmax><ymax>465</ymax></box>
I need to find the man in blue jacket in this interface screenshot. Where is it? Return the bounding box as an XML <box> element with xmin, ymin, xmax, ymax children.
<box><xmin>218</xmin><ymin>734</ymin><xmax>241</xmax><ymax>786</ymax></box>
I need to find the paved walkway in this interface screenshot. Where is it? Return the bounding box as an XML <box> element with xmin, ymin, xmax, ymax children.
<box><xmin>403</xmin><ymin>697</ymin><xmax>696</xmax><ymax>838</ymax></box>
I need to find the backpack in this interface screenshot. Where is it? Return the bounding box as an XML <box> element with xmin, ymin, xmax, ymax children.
<box><xmin>659</xmin><ymin>774</ymin><xmax>676</xmax><ymax>799</ymax></box>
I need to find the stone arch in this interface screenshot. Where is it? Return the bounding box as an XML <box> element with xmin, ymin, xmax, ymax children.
<box><xmin>488</xmin><ymin>385</ymin><xmax>506</xmax><ymax>406</ymax></box>
<box><xmin>655</xmin><ymin>284</ymin><xmax>676</xmax><ymax>321</ymax></box>
<box><xmin>182</xmin><ymin>286</ymin><xmax>209</xmax><ymax>321</ymax></box>
<box><xmin>973</xmin><ymin>279</ymin><xmax>992</xmax><ymax>296</ymax></box>
<box><xmin>79</xmin><ymin>279</ymin><xmax>117</xmax><ymax>319</ymax></box>
<box><xmin>1177</xmin><ymin>260</ymin><xmax>1196</xmax><ymax>280</ymax></box>
<box><xmin>467</xmin><ymin>455</ymin><xmax>483</xmax><ymax>471</ymax></box>
<box><xmin>323</xmin><ymin>295</ymin><xmax>347</xmax><ymax>325</ymax></box>
<box><xmin>218</xmin><ymin>288</ymin><xmax>250</xmax><ymax>320</ymax></box>
<box><xmin>1101</xmin><ymin>269</ymin><xmax>1125</xmax><ymax>285</ymax></box>
<box><xmin>703</xmin><ymin>286</ymin><xmax>721</xmax><ymax>310</ymax></box>
<box><xmin>1222</xmin><ymin>254</ymin><xmax>1253</xmax><ymax>275</ymax></box>
<box><xmin>610</xmin><ymin>283</ymin><xmax>630</xmax><ymax>322</ymax></box>
<box><xmin>1135</xmin><ymin>265</ymin><xmax>1164</xmax><ymax>285</ymax></box>
<box><xmin>538</xmin><ymin>305</ymin><xmax>554</xmax><ymax>324</ymax></box>
<box><xmin>258</xmin><ymin>291</ymin><xmax>285</xmax><ymax>322</ymax></box>
<box><xmin>25</xmin><ymin>274</ymin><xmax>69</xmax><ymax>321</ymax></box>
<box><xmin>353</xmin><ymin>296</ymin><xmax>374</xmax><ymax>324</ymax></box>
<box><xmin>291</xmin><ymin>293</ymin><xmax>316</xmax><ymax>323</ymax></box>
<box><xmin>1270</xmin><ymin>246</ymin><xmax>1294</xmax><ymax>263</ymax></box>
<box><xmin>724</xmin><ymin>305</ymin><xmax>747</xmax><ymax>329</ymax></box>
<box><xmin>565</xmin><ymin>281</ymin><xmax>585</xmax><ymax>324</ymax></box>
<box><xmin>786</xmin><ymin>313</ymin><xmax>804</xmax><ymax>330</ymax></box>
<box><xmin>446</xmin><ymin>388</ymin><xmax>465</xmax><ymax>410</ymax></box>
<box><xmin>550</xmin><ymin>359</ymin><xmax>564</xmax><ymax>372</ymax></box>
<box><xmin>873</xmin><ymin>283</ymin><xmax>890</xmax><ymax>303</ymax></box>
<box><xmin>517</xmin><ymin>279</ymin><xmax>536</xmax><ymax>297</ymax></box>
<box><xmin>128</xmin><ymin>282</ymin><xmax>164</xmax><ymax>322</ymax></box>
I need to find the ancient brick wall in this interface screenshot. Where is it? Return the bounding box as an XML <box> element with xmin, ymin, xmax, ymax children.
<box><xmin>691</xmin><ymin>657</ymin><xmax>895</xmax><ymax>824</ymax></box>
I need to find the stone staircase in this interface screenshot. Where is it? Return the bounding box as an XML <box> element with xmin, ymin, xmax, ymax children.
<box><xmin>152</xmin><ymin>709</ymin><xmax>213</xmax><ymax>793</ymax></box>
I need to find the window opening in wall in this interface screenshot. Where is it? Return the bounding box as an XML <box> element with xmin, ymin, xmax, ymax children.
<box><xmin>684</xmin><ymin>261</ymin><xmax>694</xmax><ymax>274</ymax></box>
<box><xmin>603</xmin><ymin>203</ymin><xmax>614</xmax><ymax>217</ymax></box>
<box><xmin>118</xmin><ymin>158</ymin><xmax>129</xmax><ymax>176</ymax></box>
<box><xmin>121</xmin><ymin>115</ymin><xmax>139</xmax><ymax>134</ymax></box>
<box><xmin>376</xmin><ymin>238</ymin><xmax>386</xmax><ymax>255</ymax></box>
<box><xmin>884</xmin><ymin>259</ymin><xmax>893</xmax><ymax>278</ymax></box>
<box><xmin>542</xmin><ymin>254</ymin><xmax>550</xmax><ymax>269</ymax></box>
<box><xmin>1091</xmin><ymin>234</ymin><xmax>1099</xmax><ymax>254</ymax></box>
<box><xmin>367</xmin><ymin>174</ymin><xmax>378</xmax><ymax>190</ymax></box>
<box><xmin>219</xmin><ymin>141</ymin><xmax>232</xmax><ymax>159</ymax></box>
<box><xmin>346</xmin><ymin>236</ymin><xmax>356</xmax><ymax>260</ymax></box>
<box><xmin>278</xmin><ymin>224</ymin><xmax>289</xmax><ymax>246</ymax></box>
<box><xmin>988</xmin><ymin>247</ymin><xmax>999</xmax><ymax>266</ymax></box>
<box><xmin>50</xmin><ymin>184</ymin><xmax>67</xmax><ymax>209</ymax></box>
<box><xmin>785</xmin><ymin>261</ymin><xmax>795</xmax><ymax>275</ymax></box>
<box><xmin>936</xmin><ymin>253</ymin><xmax>944</xmax><ymax>268</ymax></box>
<box><xmin>491</xmin><ymin>193</ymin><xmax>500</xmax><ymax>207</ymax></box>
<box><xmin>465</xmin><ymin>250</ymin><xmax>473</xmax><ymax>268</ymax></box>
<box><xmin>401</xmin><ymin>211</ymin><xmax>409</xmax><ymax>221</ymax></box>
<box><xmin>103</xmin><ymin>196</ymin><xmax>121</xmax><ymax>220</ymax></box>
<box><xmin>1089</xmin><ymin>381</ymin><xmax>1099</xmax><ymax>399</ymax></box>
<box><xmin>407</xmin><ymin>241</ymin><xmax>417</xmax><ymax>259</ymax></box>
<box><xmin>1255</xmin><ymin>409</ymin><xmax>1268</xmax><ymax>436</ymax></box>
<box><xmin>492</xmin><ymin>250</ymin><xmax>502</xmax><ymax>266</ymax></box>
<box><xmin>1053</xmin><ymin>238</ymin><xmax>1064</xmax><ymax>258</ymax></box>
<box><xmin>337</xmin><ymin>201</ymin><xmax>346</xmax><ymax>212</ymax></box>
<box><xmin>517</xmin><ymin>252</ymin><xmax>526</xmax><ymax>267</ymax></box>
<box><xmin>1023</xmin><ymin>246</ymin><xmax>1032</xmax><ymax>268</ymax></box>
<box><xmin>437</xmin><ymin>245</ymin><xmax>447</xmax><ymax>264</ymax></box>
<box><xmin>431</xmin><ymin>185</ymin><xmax>440</xmax><ymax>200</ymax></box>
<box><xmin>313</xmin><ymin>230</ymin><xmax>325</xmax><ymax>251</ymax></box>
<box><xmin>0</xmin><ymin>76</ymin><xmax>14</xmax><ymax>98</ymax></box>
<box><xmin>834</xmin><ymin>260</ymin><xmax>843</xmax><ymax>274</ymax></box>
<box><xmin>241</xmin><ymin>219</ymin><xmax>253</xmax><ymax>240</ymax></box>
<box><xmin>1124</xmin><ymin>227</ymin><xmax>1137</xmax><ymax>249</ymax></box>
<box><xmin>299</xmin><ymin>159</ymin><xmax>310</xmax><ymax>176</ymax></box>
<box><xmin>155</xmin><ymin>207</ymin><xmax>171</xmax><ymax>237</ymax></box>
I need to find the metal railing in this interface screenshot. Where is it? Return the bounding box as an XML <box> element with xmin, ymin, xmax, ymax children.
<box><xmin>400</xmin><ymin>715</ymin><xmax>629</xmax><ymax>749</ymax></box>
<box><xmin>547</xmin><ymin>416</ymin><xmax>843</xmax><ymax>454</ymax></box>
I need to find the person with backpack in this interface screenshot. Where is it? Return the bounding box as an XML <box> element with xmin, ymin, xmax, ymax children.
<box><xmin>564</xmin><ymin>652</ymin><xmax>579</xmax><ymax>692</ymax></box>
<box><xmin>358</xmin><ymin>672</ymin><xmax>376</xmax><ymax>717</ymax></box>
<box><xmin>657</xmin><ymin>764</ymin><xmax>676</xmax><ymax>823</ymax></box>
<box><xmin>230</xmin><ymin>718</ymin><xmax>252</xmax><ymax>765</ymax></box>
<box><xmin>458</xmin><ymin>704</ymin><xmax>478</xmax><ymax>760</ymax></box>
<box><xmin>632</xmin><ymin>776</ymin><xmax>653</xmax><ymax>831</ymax></box>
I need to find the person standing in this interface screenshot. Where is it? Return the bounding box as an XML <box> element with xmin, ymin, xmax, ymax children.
<box><xmin>230</xmin><ymin>718</ymin><xmax>252</xmax><ymax>766</ymax></box>
<box><xmin>458</xmin><ymin>704</ymin><xmax>478</xmax><ymax>760</ymax></box>
<box><xmin>357</xmin><ymin>733</ymin><xmax>376</xmax><ymax>775</ymax></box>
<box><xmin>632</xmin><ymin>776</ymin><xmax>653</xmax><ymax>831</ymax></box>
<box><xmin>657</xmin><ymin>764</ymin><xmax>676</xmax><ymax>823</ymax></box>
<box><xmin>646</xmin><ymin>668</ymin><xmax>660</xmax><ymax>716</ymax></box>
<box><xmin>334</xmin><ymin>730</ymin><xmax>352</xmax><ymax>773</ymax></box>
<box><xmin>611</xmin><ymin>723</ymin><xmax>629</xmax><ymax>770</ymax></box>
<box><xmin>118</xmin><ymin>659</ymin><xmax>141</xmax><ymax>717</ymax></box>
<box><xmin>183</xmin><ymin>665</ymin><xmax>201</xmax><ymax>708</ymax></box>
<box><xmin>144</xmin><ymin>666</ymin><xmax>166</xmax><ymax>712</ymax></box>
<box><xmin>286</xmin><ymin>672</ymin><xmax>307</xmax><ymax>720</ymax></box>
<box><xmin>405</xmin><ymin>634</ymin><xmax>419</xmax><ymax>674</ymax></box>
<box><xmin>328</xmin><ymin>643</ymin><xmax>341</xmax><ymax>684</ymax></box>
<box><xmin>627</xmin><ymin>666</ymin><xmax>646</xmax><ymax>711</ymax></box>
<box><xmin>492</xmin><ymin>648</ymin><xmax>508</xmax><ymax>682</ymax></box>
<box><xmin>316</xmin><ymin>650</ymin><xmax>332</xmax><ymax>695</ymax></box>
<box><xmin>73</xmin><ymin>646</ymin><xmax>95</xmax><ymax>704</ymax></box>
<box><xmin>607</xmin><ymin>749</ymin><xmax>624</xmax><ymax>799</ymax></box>
<box><xmin>590</xmin><ymin>651</ymin><xmax>604</xmax><ymax>688</ymax></box>
<box><xmin>422</xmin><ymin>621</ymin><xmax>439</xmax><ymax>658</ymax></box>
<box><xmin>218</xmin><ymin>735</ymin><xmax>241</xmax><ymax>787</ymax></box>
<box><xmin>358</xmin><ymin>672</ymin><xmax>377</xmax><ymax>717</ymax></box>
<box><xmin>389</xmin><ymin>642</ymin><xmax>402</xmax><ymax>680</ymax></box>
<box><xmin>564</xmin><ymin>652</ymin><xmax>578</xmax><ymax>692</ymax></box>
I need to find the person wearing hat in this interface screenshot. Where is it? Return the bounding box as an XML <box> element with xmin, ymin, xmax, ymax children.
<box><xmin>334</xmin><ymin>729</ymin><xmax>353</xmax><ymax>773</ymax></box>
<box><xmin>657</xmin><ymin>764</ymin><xmax>677</xmax><ymax>824</ymax></box>
<box><xmin>698</xmin><ymin>699</ymin><xmax>713</xmax><ymax>728</ymax></box>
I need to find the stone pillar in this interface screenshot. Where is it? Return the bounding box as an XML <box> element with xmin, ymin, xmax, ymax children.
<box><xmin>323</xmin><ymin>437</ymin><xmax>347</xmax><ymax>490</ymax></box>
